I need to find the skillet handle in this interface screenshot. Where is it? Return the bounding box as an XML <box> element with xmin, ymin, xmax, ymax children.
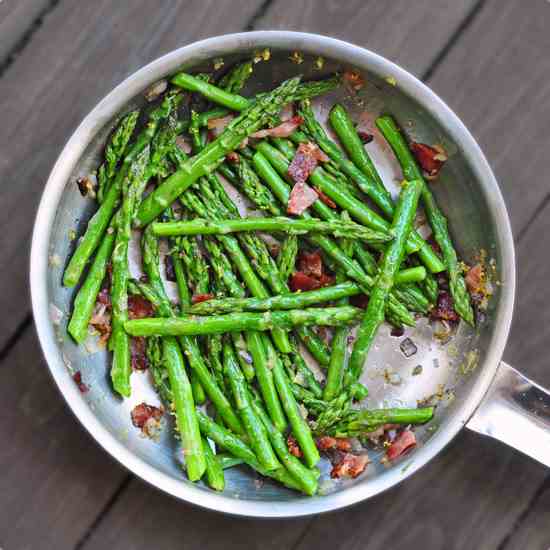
<box><xmin>466</xmin><ymin>361</ymin><xmax>550</xmax><ymax>467</ymax></box>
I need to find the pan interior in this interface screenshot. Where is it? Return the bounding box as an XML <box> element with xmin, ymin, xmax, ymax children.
<box><xmin>45</xmin><ymin>46</ymin><xmax>505</xmax><ymax>503</ymax></box>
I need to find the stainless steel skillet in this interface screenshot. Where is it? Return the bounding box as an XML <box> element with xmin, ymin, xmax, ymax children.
<box><xmin>30</xmin><ymin>31</ymin><xmax>550</xmax><ymax>518</ymax></box>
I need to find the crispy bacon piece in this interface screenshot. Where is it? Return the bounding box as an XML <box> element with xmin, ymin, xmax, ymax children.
<box><xmin>207</xmin><ymin>114</ymin><xmax>234</xmax><ymax>137</ymax></box>
<box><xmin>225</xmin><ymin>151</ymin><xmax>239</xmax><ymax>164</ymax></box>
<box><xmin>131</xmin><ymin>403</ymin><xmax>164</xmax><ymax>436</ymax></box>
<box><xmin>287</xmin><ymin>181</ymin><xmax>318</xmax><ymax>215</ymax></box>
<box><xmin>288</xmin><ymin>142</ymin><xmax>328</xmax><ymax>186</ymax></box>
<box><xmin>357</xmin><ymin>130</ymin><xmax>374</xmax><ymax>144</ymax></box>
<box><xmin>297</xmin><ymin>251</ymin><xmax>323</xmax><ymax>278</ymax></box>
<box><xmin>72</xmin><ymin>371</ymin><xmax>89</xmax><ymax>393</ymax></box>
<box><xmin>410</xmin><ymin>142</ymin><xmax>447</xmax><ymax>178</ymax></box>
<box><xmin>315</xmin><ymin>188</ymin><xmax>337</xmax><ymax>208</ymax></box>
<box><xmin>250</xmin><ymin>115</ymin><xmax>304</xmax><ymax>139</ymax></box>
<box><xmin>164</xmin><ymin>255</ymin><xmax>176</xmax><ymax>282</ymax></box>
<box><xmin>343</xmin><ymin>69</ymin><xmax>365</xmax><ymax>91</ymax></box>
<box><xmin>287</xmin><ymin>435</ymin><xmax>303</xmax><ymax>458</ymax></box>
<box><xmin>290</xmin><ymin>250</ymin><xmax>335</xmax><ymax>291</ymax></box>
<box><xmin>128</xmin><ymin>295</ymin><xmax>155</xmax><ymax>320</ymax></box>
<box><xmin>130</xmin><ymin>337</ymin><xmax>149</xmax><ymax>371</ymax></box>
<box><xmin>191</xmin><ymin>293</ymin><xmax>215</xmax><ymax>304</ymax></box>
<box><xmin>316</xmin><ymin>436</ymin><xmax>352</xmax><ymax>452</ymax></box>
<box><xmin>89</xmin><ymin>302</ymin><xmax>111</xmax><ymax>344</ymax></box>
<box><xmin>431</xmin><ymin>291</ymin><xmax>459</xmax><ymax>322</ymax></box>
<box><xmin>289</xmin><ymin>271</ymin><xmax>322</xmax><ymax>292</ymax></box>
<box><xmin>465</xmin><ymin>263</ymin><xmax>484</xmax><ymax>295</ymax></box>
<box><xmin>385</xmin><ymin>429</ymin><xmax>416</xmax><ymax>461</ymax></box>
<box><xmin>350</xmin><ymin>294</ymin><xmax>369</xmax><ymax>309</ymax></box>
<box><xmin>97</xmin><ymin>287</ymin><xmax>111</xmax><ymax>306</ymax></box>
<box><xmin>330</xmin><ymin>453</ymin><xmax>369</xmax><ymax>479</ymax></box>
<box><xmin>76</xmin><ymin>175</ymin><xmax>96</xmax><ymax>198</ymax></box>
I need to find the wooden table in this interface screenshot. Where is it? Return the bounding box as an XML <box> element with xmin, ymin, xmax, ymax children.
<box><xmin>1</xmin><ymin>1</ymin><xmax>549</xmax><ymax>548</ymax></box>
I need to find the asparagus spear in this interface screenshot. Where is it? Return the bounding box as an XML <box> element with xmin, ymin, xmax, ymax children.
<box><xmin>136</xmin><ymin>76</ymin><xmax>301</xmax><ymax>226</ymax></box>
<box><xmin>300</xmin><ymin>102</ymin><xmax>445</xmax><ymax>273</ymax></box>
<box><xmin>277</xmin><ymin>234</ymin><xmax>298</xmax><ymax>280</ymax></box>
<box><xmin>245</xmin><ymin>331</ymin><xmax>287</xmax><ymax>432</ymax></box>
<box><xmin>67</xmin><ymin>225</ymin><xmax>115</xmax><ymax>343</ymax></box>
<box><xmin>331</xmin><ymin>407</ymin><xmax>434</xmax><ymax>437</ymax></box>
<box><xmin>125</xmin><ymin>306</ymin><xmax>363</xmax><ymax>337</ymax></box>
<box><xmin>376</xmin><ymin>115</ymin><xmax>474</xmax><ymax>325</ymax></box>
<box><xmin>97</xmin><ymin>110</ymin><xmax>140</xmax><ymax>204</ymax></box>
<box><xmin>202</xmin><ymin>437</ymin><xmax>225</xmax><ymax>491</ymax></box>
<box><xmin>162</xmin><ymin>336</ymin><xmax>206</xmax><ymax>481</ymax></box>
<box><xmin>223</xmin><ymin>340</ymin><xmax>280</xmax><ymax>471</ymax></box>
<box><xmin>171</xmin><ymin>71</ymin><xmax>340</xmax><ymax>112</ymax></box>
<box><xmin>216</xmin><ymin>454</ymin><xmax>245</xmax><ymax>470</ymax></box>
<box><xmin>110</xmin><ymin>147</ymin><xmax>150</xmax><ymax>397</ymax></box>
<box><xmin>262</xmin><ymin>334</ymin><xmax>320</xmax><ymax>468</ymax></box>
<box><xmin>152</xmin><ymin>217</ymin><xmax>392</xmax><ymax>244</ymax></box>
<box><xmin>252</xmin><ymin>148</ymin><xmax>415</xmax><ymax>327</ymax></box>
<box><xmin>348</xmin><ymin>180</ymin><xmax>423</xmax><ymax>384</ymax></box>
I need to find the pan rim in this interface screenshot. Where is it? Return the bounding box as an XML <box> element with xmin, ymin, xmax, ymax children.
<box><xmin>30</xmin><ymin>30</ymin><xmax>515</xmax><ymax>518</ymax></box>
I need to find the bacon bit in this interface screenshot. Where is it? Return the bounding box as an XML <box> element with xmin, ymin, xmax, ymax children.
<box><xmin>287</xmin><ymin>181</ymin><xmax>318</xmax><ymax>215</ymax></box>
<box><xmin>331</xmin><ymin>453</ymin><xmax>369</xmax><ymax>479</ymax></box>
<box><xmin>131</xmin><ymin>403</ymin><xmax>164</xmax><ymax>437</ymax></box>
<box><xmin>343</xmin><ymin>69</ymin><xmax>365</xmax><ymax>91</ymax></box>
<box><xmin>175</xmin><ymin>135</ymin><xmax>192</xmax><ymax>154</ymax></box>
<box><xmin>350</xmin><ymin>294</ymin><xmax>369</xmax><ymax>309</ymax></box>
<box><xmin>76</xmin><ymin>175</ymin><xmax>96</xmax><ymax>198</ymax></box>
<box><xmin>317</xmin><ymin>326</ymin><xmax>330</xmax><ymax>344</ymax></box>
<box><xmin>465</xmin><ymin>263</ymin><xmax>484</xmax><ymax>295</ymax></box>
<box><xmin>289</xmin><ymin>271</ymin><xmax>322</xmax><ymax>292</ymax></box>
<box><xmin>357</xmin><ymin>130</ymin><xmax>374</xmax><ymax>144</ymax></box>
<box><xmin>191</xmin><ymin>293</ymin><xmax>215</xmax><ymax>304</ymax></box>
<box><xmin>128</xmin><ymin>295</ymin><xmax>155</xmax><ymax>320</ymax></box>
<box><xmin>97</xmin><ymin>287</ymin><xmax>111</xmax><ymax>307</ymax></box>
<box><xmin>297</xmin><ymin>251</ymin><xmax>323</xmax><ymax>278</ymax></box>
<box><xmin>431</xmin><ymin>291</ymin><xmax>459</xmax><ymax>322</ymax></box>
<box><xmin>410</xmin><ymin>142</ymin><xmax>448</xmax><ymax>178</ymax></box>
<box><xmin>131</xmin><ymin>337</ymin><xmax>149</xmax><ymax>371</ymax></box>
<box><xmin>386</xmin><ymin>429</ymin><xmax>416</xmax><ymax>461</ymax></box>
<box><xmin>144</xmin><ymin>80</ymin><xmax>168</xmax><ymax>102</ymax></box>
<box><xmin>365</xmin><ymin>423</ymin><xmax>399</xmax><ymax>443</ymax></box>
<box><xmin>225</xmin><ymin>151</ymin><xmax>239</xmax><ymax>164</ymax></box>
<box><xmin>391</xmin><ymin>326</ymin><xmax>405</xmax><ymax>337</ymax></box>
<box><xmin>315</xmin><ymin>188</ymin><xmax>337</xmax><ymax>208</ymax></box>
<box><xmin>318</xmin><ymin>272</ymin><xmax>335</xmax><ymax>287</ymax></box>
<box><xmin>287</xmin><ymin>435</ymin><xmax>303</xmax><ymax>458</ymax></box>
<box><xmin>207</xmin><ymin>114</ymin><xmax>234</xmax><ymax>137</ymax></box>
<box><xmin>72</xmin><ymin>371</ymin><xmax>89</xmax><ymax>393</ymax></box>
<box><xmin>164</xmin><ymin>255</ymin><xmax>176</xmax><ymax>282</ymax></box>
<box><xmin>316</xmin><ymin>436</ymin><xmax>352</xmax><ymax>452</ymax></box>
<box><xmin>279</xmin><ymin>103</ymin><xmax>294</xmax><ymax>122</ymax></box>
<box><xmin>288</xmin><ymin>142</ymin><xmax>329</xmax><ymax>187</ymax></box>
<box><xmin>90</xmin><ymin>301</ymin><xmax>111</xmax><ymax>344</ymax></box>
<box><xmin>250</xmin><ymin>116</ymin><xmax>304</xmax><ymax>139</ymax></box>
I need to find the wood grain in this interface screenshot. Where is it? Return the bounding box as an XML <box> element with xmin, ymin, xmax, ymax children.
<box><xmin>81</xmin><ymin>479</ymin><xmax>311</xmax><ymax>550</ymax></box>
<box><xmin>254</xmin><ymin>0</ymin><xmax>478</xmax><ymax>77</ymax></box>
<box><xmin>427</xmin><ymin>0</ymin><xmax>550</xmax><ymax>237</ymax></box>
<box><xmin>501</xmin><ymin>479</ymin><xmax>550</xmax><ymax>550</ymax></box>
<box><xmin>0</xmin><ymin>328</ymin><xmax>127</xmax><ymax>550</ymax></box>
<box><xmin>0</xmin><ymin>0</ymin><xmax>53</xmax><ymax>64</ymax></box>
<box><xmin>0</xmin><ymin>0</ymin><xmax>263</xmax><ymax>351</ymax></box>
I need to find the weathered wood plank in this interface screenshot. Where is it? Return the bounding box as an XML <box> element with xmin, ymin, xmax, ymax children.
<box><xmin>254</xmin><ymin>0</ymin><xmax>478</xmax><ymax>77</ymax></box>
<box><xmin>427</xmin><ymin>0</ymin><xmax>550</xmax><ymax>237</ymax></box>
<box><xmin>0</xmin><ymin>0</ymin><xmax>53</xmax><ymax>63</ymax></box>
<box><xmin>0</xmin><ymin>0</ymin><xmax>263</xmax><ymax>351</ymax></box>
<box><xmin>81</xmin><ymin>479</ymin><xmax>311</xmax><ymax>550</ymax></box>
<box><xmin>502</xmin><ymin>478</ymin><xmax>550</xmax><ymax>550</ymax></box>
<box><xmin>0</xmin><ymin>328</ymin><xmax>127</xmax><ymax>550</ymax></box>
